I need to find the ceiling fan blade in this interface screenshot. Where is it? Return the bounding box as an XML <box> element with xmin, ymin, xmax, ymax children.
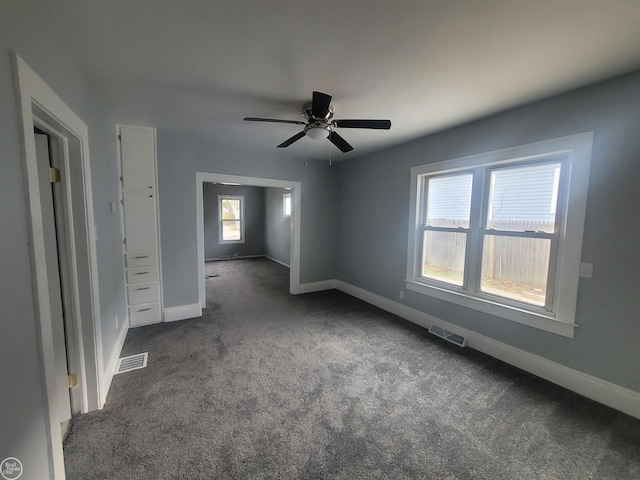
<box><xmin>311</xmin><ymin>91</ymin><xmax>332</xmax><ymax>119</ymax></box>
<box><xmin>277</xmin><ymin>131</ymin><xmax>306</xmax><ymax>148</ymax></box>
<box><xmin>333</xmin><ymin>119</ymin><xmax>391</xmax><ymax>129</ymax></box>
<box><xmin>244</xmin><ymin>117</ymin><xmax>306</xmax><ymax>125</ymax></box>
<box><xmin>328</xmin><ymin>131</ymin><xmax>354</xmax><ymax>153</ymax></box>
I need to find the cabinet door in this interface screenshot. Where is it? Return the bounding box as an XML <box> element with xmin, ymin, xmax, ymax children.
<box><xmin>122</xmin><ymin>191</ymin><xmax>158</xmax><ymax>252</ymax></box>
<box><xmin>120</xmin><ymin>126</ymin><xmax>156</xmax><ymax>190</ymax></box>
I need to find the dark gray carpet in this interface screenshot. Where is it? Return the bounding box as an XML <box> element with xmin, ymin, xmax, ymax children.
<box><xmin>64</xmin><ymin>258</ymin><xmax>640</xmax><ymax>479</ymax></box>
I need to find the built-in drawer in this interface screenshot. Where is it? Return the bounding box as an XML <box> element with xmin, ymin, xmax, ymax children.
<box><xmin>125</xmin><ymin>251</ymin><xmax>157</xmax><ymax>268</ymax></box>
<box><xmin>126</xmin><ymin>266</ymin><xmax>158</xmax><ymax>284</ymax></box>
<box><xmin>129</xmin><ymin>302</ymin><xmax>161</xmax><ymax>327</ymax></box>
<box><xmin>127</xmin><ymin>282</ymin><xmax>159</xmax><ymax>305</ymax></box>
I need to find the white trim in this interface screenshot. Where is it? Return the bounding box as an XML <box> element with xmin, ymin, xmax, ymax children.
<box><xmin>206</xmin><ymin>254</ymin><xmax>265</xmax><ymax>262</ymax></box>
<box><xmin>265</xmin><ymin>255</ymin><xmax>290</xmax><ymax>268</ymax></box>
<box><xmin>335</xmin><ymin>280</ymin><xmax>640</xmax><ymax>420</ymax></box>
<box><xmin>197</xmin><ymin>173</ymin><xmax>301</xmax><ymax>307</ymax></box>
<box><xmin>100</xmin><ymin>317</ymin><xmax>130</xmax><ymax>406</ymax></box>
<box><xmin>14</xmin><ymin>53</ymin><xmax>105</xmax><ymax>479</ymax></box>
<box><xmin>293</xmin><ymin>279</ymin><xmax>337</xmax><ymax>294</ymax></box>
<box><xmin>163</xmin><ymin>304</ymin><xmax>203</xmax><ymax>322</ymax></box>
<box><xmin>406</xmin><ymin>133</ymin><xmax>593</xmax><ymax>337</ymax></box>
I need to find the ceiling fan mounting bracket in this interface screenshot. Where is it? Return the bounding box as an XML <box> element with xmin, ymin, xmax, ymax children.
<box><xmin>302</xmin><ymin>101</ymin><xmax>334</xmax><ymax>121</ymax></box>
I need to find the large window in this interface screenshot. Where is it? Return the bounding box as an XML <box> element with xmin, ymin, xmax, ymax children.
<box><xmin>218</xmin><ymin>195</ymin><xmax>244</xmax><ymax>244</ymax></box>
<box><xmin>406</xmin><ymin>133</ymin><xmax>593</xmax><ymax>337</ymax></box>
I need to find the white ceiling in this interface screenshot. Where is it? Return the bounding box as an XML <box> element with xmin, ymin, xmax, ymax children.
<box><xmin>55</xmin><ymin>0</ymin><xmax>640</xmax><ymax>160</ymax></box>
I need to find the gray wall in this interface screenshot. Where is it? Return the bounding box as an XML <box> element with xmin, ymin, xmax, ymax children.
<box><xmin>203</xmin><ymin>184</ymin><xmax>265</xmax><ymax>259</ymax></box>
<box><xmin>157</xmin><ymin>129</ymin><xmax>338</xmax><ymax>308</ymax></box>
<box><xmin>337</xmin><ymin>70</ymin><xmax>640</xmax><ymax>393</ymax></box>
<box><xmin>1</xmin><ymin>1</ymin><xmax>127</xmax><ymax>477</ymax></box>
<box><xmin>264</xmin><ymin>188</ymin><xmax>292</xmax><ymax>266</ymax></box>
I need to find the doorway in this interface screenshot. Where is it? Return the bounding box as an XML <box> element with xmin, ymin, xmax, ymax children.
<box><xmin>196</xmin><ymin>173</ymin><xmax>302</xmax><ymax>309</ymax></box>
<box><xmin>15</xmin><ymin>53</ymin><xmax>104</xmax><ymax>479</ymax></box>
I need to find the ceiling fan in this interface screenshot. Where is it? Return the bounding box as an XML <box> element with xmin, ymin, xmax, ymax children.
<box><xmin>244</xmin><ymin>91</ymin><xmax>391</xmax><ymax>153</ymax></box>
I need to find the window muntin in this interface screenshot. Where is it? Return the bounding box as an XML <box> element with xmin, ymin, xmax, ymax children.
<box><xmin>218</xmin><ymin>195</ymin><xmax>244</xmax><ymax>243</ymax></box>
<box><xmin>406</xmin><ymin>133</ymin><xmax>593</xmax><ymax>337</ymax></box>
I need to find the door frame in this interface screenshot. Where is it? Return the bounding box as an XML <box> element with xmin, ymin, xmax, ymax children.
<box><xmin>13</xmin><ymin>53</ymin><xmax>104</xmax><ymax>479</ymax></box>
<box><xmin>196</xmin><ymin>172</ymin><xmax>302</xmax><ymax>308</ymax></box>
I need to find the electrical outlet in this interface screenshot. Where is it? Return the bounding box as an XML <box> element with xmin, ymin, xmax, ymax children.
<box><xmin>579</xmin><ymin>263</ymin><xmax>593</xmax><ymax>278</ymax></box>
<box><xmin>399</xmin><ymin>290</ymin><xmax>404</xmax><ymax>300</ymax></box>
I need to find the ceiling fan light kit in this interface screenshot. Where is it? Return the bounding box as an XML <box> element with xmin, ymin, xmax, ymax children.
<box><xmin>244</xmin><ymin>91</ymin><xmax>391</xmax><ymax>153</ymax></box>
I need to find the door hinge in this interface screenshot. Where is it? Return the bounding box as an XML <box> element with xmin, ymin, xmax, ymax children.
<box><xmin>118</xmin><ymin>134</ymin><xmax>122</xmax><ymax>141</ymax></box>
<box><xmin>50</xmin><ymin>167</ymin><xmax>61</xmax><ymax>183</ymax></box>
<box><xmin>68</xmin><ymin>374</ymin><xmax>78</xmax><ymax>389</ymax></box>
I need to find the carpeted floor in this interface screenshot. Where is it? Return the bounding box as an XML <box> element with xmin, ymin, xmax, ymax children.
<box><xmin>64</xmin><ymin>258</ymin><xmax>640</xmax><ymax>479</ymax></box>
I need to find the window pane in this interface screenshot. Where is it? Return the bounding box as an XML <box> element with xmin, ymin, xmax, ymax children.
<box><xmin>421</xmin><ymin>230</ymin><xmax>466</xmax><ymax>286</ymax></box>
<box><xmin>222</xmin><ymin>220</ymin><xmax>241</xmax><ymax>241</ymax></box>
<box><xmin>283</xmin><ymin>194</ymin><xmax>291</xmax><ymax>216</ymax></box>
<box><xmin>486</xmin><ymin>162</ymin><xmax>561</xmax><ymax>233</ymax></box>
<box><xmin>480</xmin><ymin>235</ymin><xmax>550</xmax><ymax>307</ymax></box>
<box><xmin>221</xmin><ymin>198</ymin><xmax>240</xmax><ymax>220</ymax></box>
<box><xmin>426</xmin><ymin>174</ymin><xmax>473</xmax><ymax>228</ymax></box>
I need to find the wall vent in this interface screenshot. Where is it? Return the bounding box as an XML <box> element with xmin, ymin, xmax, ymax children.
<box><xmin>115</xmin><ymin>352</ymin><xmax>148</xmax><ymax>374</ymax></box>
<box><xmin>428</xmin><ymin>325</ymin><xmax>467</xmax><ymax>347</ymax></box>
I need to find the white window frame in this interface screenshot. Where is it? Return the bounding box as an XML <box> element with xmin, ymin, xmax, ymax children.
<box><xmin>406</xmin><ymin>133</ymin><xmax>593</xmax><ymax>338</ymax></box>
<box><xmin>283</xmin><ymin>192</ymin><xmax>292</xmax><ymax>217</ymax></box>
<box><xmin>218</xmin><ymin>195</ymin><xmax>245</xmax><ymax>244</ymax></box>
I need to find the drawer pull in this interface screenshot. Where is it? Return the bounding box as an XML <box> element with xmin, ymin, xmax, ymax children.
<box><xmin>136</xmin><ymin>308</ymin><xmax>152</xmax><ymax>312</ymax></box>
<box><xmin>135</xmin><ymin>287</ymin><xmax>151</xmax><ymax>291</ymax></box>
<box><xmin>134</xmin><ymin>255</ymin><xmax>149</xmax><ymax>259</ymax></box>
<box><xmin>134</xmin><ymin>271</ymin><xmax>149</xmax><ymax>275</ymax></box>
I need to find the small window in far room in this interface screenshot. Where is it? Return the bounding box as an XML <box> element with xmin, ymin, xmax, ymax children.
<box><xmin>218</xmin><ymin>195</ymin><xmax>245</xmax><ymax>243</ymax></box>
<box><xmin>283</xmin><ymin>192</ymin><xmax>292</xmax><ymax>217</ymax></box>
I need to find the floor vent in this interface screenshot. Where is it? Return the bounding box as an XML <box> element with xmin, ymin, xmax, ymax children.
<box><xmin>115</xmin><ymin>352</ymin><xmax>148</xmax><ymax>374</ymax></box>
<box><xmin>428</xmin><ymin>325</ymin><xmax>467</xmax><ymax>347</ymax></box>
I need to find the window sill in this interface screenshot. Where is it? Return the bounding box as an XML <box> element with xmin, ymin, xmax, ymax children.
<box><xmin>405</xmin><ymin>280</ymin><xmax>576</xmax><ymax>338</ymax></box>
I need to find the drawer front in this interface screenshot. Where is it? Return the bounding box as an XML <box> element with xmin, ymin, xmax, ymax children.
<box><xmin>125</xmin><ymin>252</ymin><xmax>157</xmax><ymax>268</ymax></box>
<box><xmin>126</xmin><ymin>266</ymin><xmax>158</xmax><ymax>284</ymax></box>
<box><xmin>129</xmin><ymin>302</ymin><xmax>161</xmax><ymax>327</ymax></box>
<box><xmin>127</xmin><ymin>282</ymin><xmax>159</xmax><ymax>305</ymax></box>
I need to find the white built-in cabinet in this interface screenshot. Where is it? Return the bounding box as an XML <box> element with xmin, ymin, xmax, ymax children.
<box><xmin>118</xmin><ymin>125</ymin><xmax>162</xmax><ymax>326</ymax></box>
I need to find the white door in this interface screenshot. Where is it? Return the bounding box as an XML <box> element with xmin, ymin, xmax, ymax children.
<box><xmin>122</xmin><ymin>191</ymin><xmax>159</xmax><ymax>251</ymax></box>
<box><xmin>120</xmin><ymin>126</ymin><xmax>156</xmax><ymax>190</ymax></box>
<box><xmin>34</xmin><ymin>133</ymin><xmax>75</xmax><ymax>431</ymax></box>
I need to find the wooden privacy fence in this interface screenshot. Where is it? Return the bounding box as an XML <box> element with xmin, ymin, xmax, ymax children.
<box><xmin>424</xmin><ymin>220</ymin><xmax>553</xmax><ymax>288</ymax></box>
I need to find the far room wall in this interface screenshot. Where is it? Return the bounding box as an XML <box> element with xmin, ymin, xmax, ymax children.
<box><xmin>264</xmin><ymin>187</ymin><xmax>292</xmax><ymax>266</ymax></box>
<box><xmin>203</xmin><ymin>184</ymin><xmax>265</xmax><ymax>259</ymax></box>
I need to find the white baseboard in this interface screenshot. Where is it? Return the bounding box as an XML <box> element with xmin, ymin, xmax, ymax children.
<box><xmin>207</xmin><ymin>254</ymin><xmax>265</xmax><ymax>262</ymax></box>
<box><xmin>164</xmin><ymin>303</ymin><xmax>203</xmax><ymax>322</ymax></box>
<box><xmin>335</xmin><ymin>280</ymin><xmax>640</xmax><ymax>419</ymax></box>
<box><xmin>100</xmin><ymin>315</ymin><xmax>130</xmax><ymax>408</ymax></box>
<box><xmin>265</xmin><ymin>255</ymin><xmax>290</xmax><ymax>268</ymax></box>
<box><xmin>292</xmin><ymin>279</ymin><xmax>337</xmax><ymax>295</ymax></box>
